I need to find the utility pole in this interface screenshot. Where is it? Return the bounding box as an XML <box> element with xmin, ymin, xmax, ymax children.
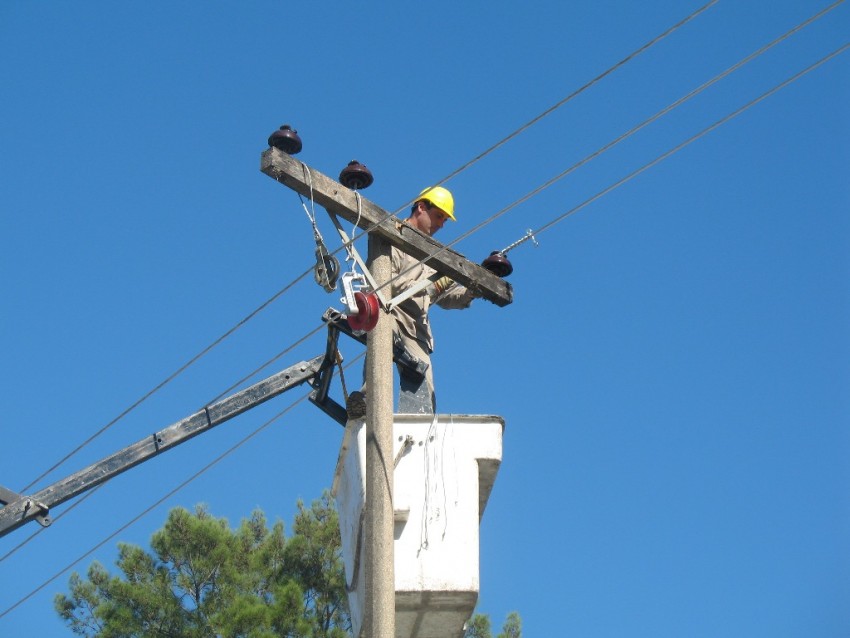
<box><xmin>364</xmin><ymin>233</ymin><xmax>394</xmax><ymax>638</ymax></box>
<box><xmin>262</xmin><ymin>145</ymin><xmax>512</xmax><ymax>638</ymax></box>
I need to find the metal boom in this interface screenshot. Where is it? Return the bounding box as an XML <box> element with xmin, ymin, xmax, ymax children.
<box><xmin>0</xmin><ymin>356</ymin><xmax>325</xmax><ymax>538</ymax></box>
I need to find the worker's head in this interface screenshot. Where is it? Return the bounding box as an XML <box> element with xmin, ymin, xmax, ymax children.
<box><xmin>409</xmin><ymin>186</ymin><xmax>455</xmax><ymax>237</ymax></box>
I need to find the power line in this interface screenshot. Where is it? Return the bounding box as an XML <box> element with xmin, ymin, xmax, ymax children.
<box><xmin>334</xmin><ymin>0</ymin><xmax>723</xmax><ymax>243</ymax></box>
<box><xmin>3</xmin><ymin>15</ymin><xmax>845</xmax><ymax>625</ymax></box>
<box><xmin>20</xmin><ymin>1</ymin><xmax>718</xmax><ymax>491</ymax></box>
<box><xmin>201</xmin><ymin>323</ymin><xmax>326</xmax><ymax>407</ymax></box>
<box><xmin>16</xmin><ymin>0</ymin><xmax>838</xmax><ymax>507</ymax></box>
<box><xmin>529</xmin><ymin>42</ymin><xmax>849</xmax><ymax>241</ymax></box>
<box><xmin>16</xmin><ymin>17</ymin><xmax>846</xmax><ymax>572</ymax></box>
<box><xmin>375</xmin><ymin>1</ymin><xmax>847</xmax><ymax>297</ymax></box>
<box><xmin>430</xmin><ymin>0</ymin><xmax>720</xmax><ymax>190</ymax></box>
<box><xmin>0</xmin><ymin>395</ymin><xmax>306</xmax><ymax>620</ymax></box>
<box><xmin>20</xmin><ymin>264</ymin><xmax>316</xmax><ymax>493</ymax></box>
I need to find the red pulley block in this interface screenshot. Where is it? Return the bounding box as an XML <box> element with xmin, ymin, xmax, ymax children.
<box><xmin>347</xmin><ymin>291</ymin><xmax>380</xmax><ymax>332</ymax></box>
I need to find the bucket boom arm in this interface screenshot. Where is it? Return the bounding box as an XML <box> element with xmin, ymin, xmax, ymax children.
<box><xmin>0</xmin><ymin>355</ymin><xmax>328</xmax><ymax>538</ymax></box>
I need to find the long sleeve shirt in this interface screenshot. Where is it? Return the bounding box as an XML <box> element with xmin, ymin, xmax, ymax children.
<box><xmin>389</xmin><ymin>244</ymin><xmax>474</xmax><ymax>354</ymax></box>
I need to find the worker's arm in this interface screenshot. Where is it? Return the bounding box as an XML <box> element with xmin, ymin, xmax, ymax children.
<box><xmin>429</xmin><ymin>276</ymin><xmax>475</xmax><ymax>309</ymax></box>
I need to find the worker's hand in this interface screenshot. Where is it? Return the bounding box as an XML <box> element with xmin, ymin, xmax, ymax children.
<box><xmin>429</xmin><ymin>275</ymin><xmax>478</xmax><ymax>308</ymax></box>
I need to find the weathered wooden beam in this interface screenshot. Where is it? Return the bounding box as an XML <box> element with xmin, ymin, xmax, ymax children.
<box><xmin>261</xmin><ymin>147</ymin><xmax>513</xmax><ymax>307</ymax></box>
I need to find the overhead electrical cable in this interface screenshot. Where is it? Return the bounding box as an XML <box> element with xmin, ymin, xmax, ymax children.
<box><xmin>334</xmin><ymin>0</ymin><xmax>722</xmax><ymax>245</ymax></box>
<box><xmin>18</xmin><ymin>17</ymin><xmax>839</xmax><ymax>576</ymax></box>
<box><xmin>22</xmin><ymin>1</ymin><xmax>719</xmax><ymax>490</ymax></box>
<box><xmin>0</xmin><ymin>323</ymin><xmax>327</xmax><ymax>564</ymax></box>
<box><xmin>202</xmin><ymin>323</ymin><xmax>326</xmax><ymax>407</ymax></box>
<box><xmin>429</xmin><ymin>0</ymin><xmax>720</xmax><ymax>190</ymax></box>
<box><xmin>20</xmin><ymin>264</ymin><xmax>317</xmax><ymax>493</ymax></box>
<box><xmin>527</xmin><ymin>43</ymin><xmax>849</xmax><ymax>241</ymax></box>
<box><xmin>374</xmin><ymin>1</ymin><xmax>847</xmax><ymax>296</ymax></box>
<box><xmin>17</xmin><ymin>31</ymin><xmax>846</xmax><ymax>576</ymax></box>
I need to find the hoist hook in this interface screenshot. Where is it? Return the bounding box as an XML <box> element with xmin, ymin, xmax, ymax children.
<box><xmin>314</xmin><ymin>243</ymin><xmax>340</xmax><ymax>293</ymax></box>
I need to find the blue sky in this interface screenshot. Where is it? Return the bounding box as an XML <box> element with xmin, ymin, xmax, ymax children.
<box><xmin>1</xmin><ymin>2</ymin><xmax>848</xmax><ymax>636</ymax></box>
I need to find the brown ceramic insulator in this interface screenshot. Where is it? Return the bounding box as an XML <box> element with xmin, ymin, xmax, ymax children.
<box><xmin>339</xmin><ymin>160</ymin><xmax>374</xmax><ymax>190</ymax></box>
<box><xmin>481</xmin><ymin>251</ymin><xmax>513</xmax><ymax>277</ymax></box>
<box><xmin>268</xmin><ymin>124</ymin><xmax>303</xmax><ymax>154</ymax></box>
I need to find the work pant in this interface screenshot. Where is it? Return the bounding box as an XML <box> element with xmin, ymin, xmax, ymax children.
<box><xmin>360</xmin><ymin>331</ymin><xmax>435</xmax><ymax>413</ymax></box>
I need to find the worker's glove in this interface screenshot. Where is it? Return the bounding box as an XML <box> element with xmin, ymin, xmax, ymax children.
<box><xmin>425</xmin><ymin>276</ymin><xmax>451</xmax><ymax>298</ymax></box>
<box><xmin>432</xmin><ymin>276</ymin><xmax>454</xmax><ymax>295</ymax></box>
<box><xmin>426</xmin><ymin>275</ymin><xmax>461</xmax><ymax>299</ymax></box>
<box><xmin>428</xmin><ymin>275</ymin><xmax>478</xmax><ymax>307</ymax></box>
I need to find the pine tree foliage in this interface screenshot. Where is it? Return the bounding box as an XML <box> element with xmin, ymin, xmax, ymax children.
<box><xmin>55</xmin><ymin>492</ymin><xmax>520</xmax><ymax>637</ymax></box>
<box><xmin>54</xmin><ymin>492</ymin><xmax>349</xmax><ymax>638</ymax></box>
<box><xmin>464</xmin><ymin>611</ymin><xmax>522</xmax><ymax>638</ymax></box>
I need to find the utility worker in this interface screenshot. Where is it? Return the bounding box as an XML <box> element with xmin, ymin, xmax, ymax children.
<box><xmin>347</xmin><ymin>186</ymin><xmax>476</xmax><ymax>418</ymax></box>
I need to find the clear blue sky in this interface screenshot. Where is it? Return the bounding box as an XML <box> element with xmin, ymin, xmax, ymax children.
<box><xmin>1</xmin><ymin>2</ymin><xmax>848</xmax><ymax>636</ymax></box>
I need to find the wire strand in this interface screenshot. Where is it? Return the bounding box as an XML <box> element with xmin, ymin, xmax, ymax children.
<box><xmin>431</xmin><ymin>0</ymin><xmax>721</xmax><ymax>190</ymax></box>
<box><xmin>334</xmin><ymin>0</ymin><xmax>722</xmax><ymax>248</ymax></box>
<box><xmin>1</xmin><ymin>321</ymin><xmax>327</xmax><ymax>566</ymax></box>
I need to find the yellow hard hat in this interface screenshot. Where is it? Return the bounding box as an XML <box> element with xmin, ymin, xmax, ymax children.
<box><xmin>418</xmin><ymin>186</ymin><xmax>455</xmax><ymax>221</ymax></box>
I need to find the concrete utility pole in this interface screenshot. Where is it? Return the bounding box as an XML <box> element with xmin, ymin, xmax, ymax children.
<box><xmin>364</xmin><ymin>233</ymin><xmax>395</xmax><ymax>637</ymax></box>
<box><xmin>262</xmin><ymin>146</ymin><xmax>512</xmax><ymax>638</ymax></box>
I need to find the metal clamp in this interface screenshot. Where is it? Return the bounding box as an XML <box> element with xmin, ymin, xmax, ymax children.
<box><xmin>340</xmin><ymin>271</ymin><xmax>368</xmax><ymax>315</ymax></box>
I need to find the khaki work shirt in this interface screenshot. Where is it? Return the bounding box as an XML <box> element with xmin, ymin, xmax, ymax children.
<box><xmin>390</xmin><ymin>245</ymin><xmax>474</xmax><ymax>354</ymax></box>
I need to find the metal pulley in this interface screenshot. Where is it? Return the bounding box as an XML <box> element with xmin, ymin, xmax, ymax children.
<box><xmin>348</xmin><ymin>291</ymin><xmax>380</xmax><ymax>332</ymax></box>
<box><xmin>339</xmin><ymin>160</ymin><xmax>374</xmax><ymax>190</ymax></box>
<box><xmin>268</xmin><ymin>124</ymin><xmax>303</xmax><ymax>155</ymax></box>
<box><xmin>341</xmin><ymin>271</ymin><xmax>380</xmax><ymax>332</ymax></box>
